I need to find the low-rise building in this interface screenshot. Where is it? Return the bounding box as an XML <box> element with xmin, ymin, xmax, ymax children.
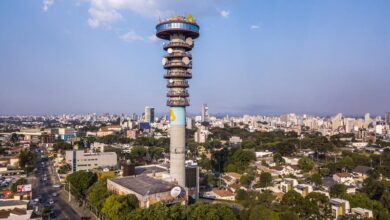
<box><xmin>351</xmin><ymin>207</ymin><xmax>373</xmax><ymax>218</ymax></box>
<box><xmin>333</xmin><ymin>173</ymin><xmax>354</xmax><ymax>185</ymax></box>
<box><xmin>280</xmin><ymin>178</ymin><xmax>298</xmax><ymax>193</ymax></box>
<box><xmin>107</xmin><ymin>175</ymin><xmax>183</xmax><ymax>208</ymax></box>
<box><xmin>330</xmin><ymin>198</ymin><xmax>350</xmax><ymax>219</ymax></box>
<box><xmin>65</xmin><ymin>150</ymin><xmax>118</xmax><ymax>172</ymax></box>
<box><xmin>210</xmin><ymin>189</ymin><xmax>235</xmax><ymax>201</ymax></box>
<box><xmin>294</xmin><ymin>184</ymin><xmax>313</xmax><ymax>197</ymax></box>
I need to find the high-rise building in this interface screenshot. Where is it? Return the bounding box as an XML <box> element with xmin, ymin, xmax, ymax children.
<box><xmin>385</xmin><ymin>112</ymin><xmax>390</xmax><ymax>125</ymax></box>
<box><xmin>201</xmin><ymin>104</ymin><xmax>209</xmax><ymax>123</ymax></box>
<box><xmin>156</xmin><ymin>15</ymin><xmax>200</xmax><ymax>187</ymax></box>
<box><xmin>365</xmin><ymin>113</ymin><xmax>371</xmax><ymax>122</ymax></box>
<box><xmin>144</xmin><ymin>106</ymin><xmax>155</xmax><ymax>123</ymax></box>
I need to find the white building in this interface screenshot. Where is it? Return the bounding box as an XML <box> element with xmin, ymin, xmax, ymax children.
<box><xmin>293</xmin><ymin>184</ymin><xmax>313</xmax><ymax>197</ymax></box>
<box><xmin>330</xmin><ymin>198</ymin><xmax>350</xmax><ymax>219</ymax></box>
<box><xmin>333</xmin><ymin>173</ymin><xmax>354</xmax><ymax>185</ymax></box>
<box><xmin>351</xmin><ymin>207</ymin><xmax>373</xmax><ymax>218</ymax></box>
<box><xmin>65</xmin><ymin>150</ymin><xmax>117</xmax><ymax>172</ymax></box>
<box><xmin>280</xmin><ymin>178</ymin><xmax>298</xmax><ymax>193</ymax></box>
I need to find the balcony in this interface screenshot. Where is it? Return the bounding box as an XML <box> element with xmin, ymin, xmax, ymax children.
<box><xmin>167</xmin><ymin>80</ymin><xmax>189</xmax><ymax>88</ymax></box>
<box><xmin>164</xmin><ymin>52</ymin><xmax>192</xmax><ymax>59</ymax></box>
<box><xmin>167</xmin><ymin>98</ymin><xmax>189</xmax><ymax>107</ymax></box>
<box><xmin>164</xmin><ymin>70</ymin><xmax>192</xmax><ymax>79</ymax></box>
<box><xmin>163</xmin><ymin>42</ymin><xmax>193</xmax><ymax>51</ymax></box>
<box><xmin>164</xmin><ymin>61</ymin><xmax>192</xmax><ymax>69</ymax></box>
<box><xmin>167</xmin><ymin>90</ymin><xmax>189</xmax><ymax>97</ymax></box>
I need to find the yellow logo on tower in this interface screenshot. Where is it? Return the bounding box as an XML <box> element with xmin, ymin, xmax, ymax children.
<box><xmin>170</xmin><ymin>109</ymin><xmax>176</xmax><ymax>122</ymax></box>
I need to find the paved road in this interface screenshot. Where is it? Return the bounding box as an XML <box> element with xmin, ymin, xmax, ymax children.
<box><xmin>33</xmin><ymin>149</ymin><xmax>93</xmax><ymax>220</ymax></box>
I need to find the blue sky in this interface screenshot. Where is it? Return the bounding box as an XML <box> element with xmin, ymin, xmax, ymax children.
<box><xmin>0</xmin><ymin>0</ymin><xmax>389</xmax><ymax>116</ymax></box>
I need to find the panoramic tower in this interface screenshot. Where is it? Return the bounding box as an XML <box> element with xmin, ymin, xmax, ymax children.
<box><xmin>156</xmin><ymin>15</ymin><xmax>200</xmax><ymax>187</ymax></box>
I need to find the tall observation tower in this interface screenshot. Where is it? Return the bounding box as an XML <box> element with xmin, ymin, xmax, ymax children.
<box><xmin>156</xmin><ymin>15</ymin><xmax>200</xmax><ymax>187</ymax></box>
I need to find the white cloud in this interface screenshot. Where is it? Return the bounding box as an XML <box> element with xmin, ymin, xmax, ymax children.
<box><xmin>81</xmin><ymin>0</ymin><xmax>231</xmax><ymax>28</ymax></box>
<box><xmin>250</xmin><ymin>24</ymin><xmax>262</xmax><ymax>31</ymax></box>
<box><xmin>87</xmin><ymin>7</ymin><xmax>122</xmax><ymax>28</ymax></box>
<box><xmin>42</xmin><ymin>0</ymin><xmax>54</xmax><ymax>12</ymax></box>
<box><xmin>119</xmin><ymin>31</ymin><xmax>144</xmax><ymax>42</ymax></box>
<box><xmin>219</xmin><ymin>10</ymin><xmax>230</xmax><ymax>18</ymax></box>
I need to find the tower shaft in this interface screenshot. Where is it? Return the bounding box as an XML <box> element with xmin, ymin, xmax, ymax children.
<box><xmin>156</xmin><ymin>16</ymin><xmax>200</xmax><ymax>187</ymax></box>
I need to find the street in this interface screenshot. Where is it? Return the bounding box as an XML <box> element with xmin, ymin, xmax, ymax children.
<box><xmin>33</xmin><ymin>149</ymin><xmax>94</xmax><ymax>220</ymax></box>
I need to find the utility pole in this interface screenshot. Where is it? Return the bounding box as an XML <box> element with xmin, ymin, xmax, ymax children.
<box><xmin>68</xmin><ymin>181</ymin><xmax>71</xmax><ymax>202</ymax></box>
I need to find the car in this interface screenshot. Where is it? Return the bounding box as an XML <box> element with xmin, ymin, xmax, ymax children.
<box><xmin>33</xmin><ymin>196</ymin><xmax>41</xmax><ymax>202</ymax></box>
<box><xmin>49</xmin><ymin>199</ymin><xmax>54</xmax><ymax>205</ymax></box>
<box><xmin>52</xmin><ymin>184</ymin><xmax>61</xmax><ymax>188</ymax></box>
<box><xmin>51</xmin><ymin>192</ymin><xmax>58</xmax><ymax>197</ymax></box>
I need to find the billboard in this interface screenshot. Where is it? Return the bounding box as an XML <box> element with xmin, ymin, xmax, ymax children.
<box><xmin>17</xmin><ymin>184</ymin><xmax>32</xmax><ymax>193</ymax></box>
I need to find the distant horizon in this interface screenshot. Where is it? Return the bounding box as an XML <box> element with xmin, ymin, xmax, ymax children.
<box><xmin>0</xmin><ymin>110</ymin><xmax>387</xmax><ymax>119</ymax></box>
<box><xmin>1</xmin><ymin>1</ymin><xmax>390</xmax><ymax>116</ymax></box>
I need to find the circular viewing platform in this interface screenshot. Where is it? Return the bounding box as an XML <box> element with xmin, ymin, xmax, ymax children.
<box><xmin>156</xmin><ymin>20</ymin><xmax>200</xmax><ymax>40</ymax></box>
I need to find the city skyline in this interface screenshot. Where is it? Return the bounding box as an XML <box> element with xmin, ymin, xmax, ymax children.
<box><xmin>1</xmin><ymin>0</ymin><xmax>390</xmax><ymax>115</ymax></box>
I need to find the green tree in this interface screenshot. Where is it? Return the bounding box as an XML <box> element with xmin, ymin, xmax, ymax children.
<box><xmin>281</xmin><ymin>190</ymin><xmax>304</xmax><ymax>212</ymax></box>
<box><xmin>257</xmin><ymin>172</ymin><xmax>272</xmax><ymax>188</ymax></box>
<box><xmin>198</xmin><ymin>155</ymin><xmax>212</xmax><ymax>171</ymax></box>
<box><xmin>67</xmin><ymin>170</ymin><xmax>97</xmax><ymax>200</ymax></box>
<box><xmin>240</xmin><ymin>174</ymin><xmax>254</xmax><ymax>187</ymax></box>
<box><xmin>249</xmin><ymin>205</ymin><xmax>279</xmax><ymax>220</ymax></box>
<box><xmin>380</xmin><ymin>191</ymin><xmax>390</xmax><ymax>211</ymax></box>
<box><xmin>273</xmin><ymin>153</ymin><xmax>285</xmax><ymax>165</ymax></box>
<box><xmin>186</xmin><ymin>202</ymin><xmax>236</xmax><ymax>220</ymax></box>
<box><xmin>235</xmin><ymin>189</ymin><xmax>249</xmax><ymax>202</ymax></box>
<box><xmin>298</xmin><ymin>157</ymin><xmax>314</xmax><ymax>172</ymax></box>
<box><xmin>305</xmin><ymin>192</ymin><xmax>332</xmax><ymax>219</ymax></box>
<box><xmin>279</xmin><ymin>211</ymin><xmax>299</xmax><ymax>220</ymax></box>
<box><xmin>53</xmin><ymin>141</ymin><xmax>73</xmax><ymax>152</ymax></box>
<box><xmin>310</xmin><ymin>173</ymin><xmax>322</xmax><ymax>186</ymax></box>
<box><xmin>87</xmin><ymin>180</ymin><xmax>112</xmax><ymax>210</ymax></box>
<box><xmin>101</xmin><ymin>194</ymin><xmax>139</xmax><ymax>220</ymax></box>
<box><xmin>143</xmin><ymin>203</ymin><xmax>169</xmax><ymax>220</ymax></box>
<box><xmin>330</xmin><ymin>183</ymin><xmax>347</xmax><ymax>198</ymax></box>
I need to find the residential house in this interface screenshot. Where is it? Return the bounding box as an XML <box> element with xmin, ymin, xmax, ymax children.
<box><xmin>333</xmin><ymin>173</ymin><xmax>354</xmax><ymax>186</ymax></box>
<box><xmin>330</xmin><ymin>198</ymin><xmax>350</xmax><ymax>219</ymax></box>
<box><xmin>351</xmin><ymin>207</ymin><xmax>373</xmax><ymax>218</ymax></box>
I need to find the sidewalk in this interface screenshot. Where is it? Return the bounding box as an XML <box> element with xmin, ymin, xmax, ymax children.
<box><xmin>59</xmin><ymin>190</ymin><xmax>97</xmax><ymax>220</ymax></box>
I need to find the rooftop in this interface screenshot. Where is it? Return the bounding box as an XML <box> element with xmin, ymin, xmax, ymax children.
<box><xmin>109</xmin><ymin>175</ymin><xmax>175</xmax><ymax>196</ymax></box>
<box><xmin>353</xmin><ymin>165</ymin><xmax>372</xmax><ymax>174</ymax></box>
<box><xmin>135</xmin><ymin>165</ymin><xmax>167</xmax><ymax>176</ymax></box>
<box><xmin>212</xmin><ymin>189</ymin><xmax>234</xmax><ymax>197</ymax></box>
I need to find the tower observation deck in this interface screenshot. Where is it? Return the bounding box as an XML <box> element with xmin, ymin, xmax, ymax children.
<box><xmin>156</xmin><ymin>15</ymin><xmax>200</xmax><ymax>187</ymax></box>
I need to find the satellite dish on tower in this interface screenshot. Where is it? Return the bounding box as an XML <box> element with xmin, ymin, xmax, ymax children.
<box><xmin>170</xmin><ymin>186</ymin><xmax>182</xmax><ymax>198</ymax></box>
<box><xmin>186</xmin><ymin>37</ymin><xmax>193</xmax><ymax>46</ymax></box>
<box><xmin>169</xmin><ymin>79</ymin><xmax>174</xmax><ymax>83</ymax></box>
<box><xmin>162</xmin><ymin>58</ymin><xmax>168</xmax><ymax>65</ymax></box>
<box><xmin>167</xmin><ymin>48</ymin><xmax>173</xmax><ymax>54</ymax></box>
<box><xmin>187</xmin><ymin>69</ymin><xmax>192</xmax><ymax>74</ymax></box>
<box><xmin>182</xmin><ymin>57</ymin><xmax>190</xmax><ymax>65</ymax></box>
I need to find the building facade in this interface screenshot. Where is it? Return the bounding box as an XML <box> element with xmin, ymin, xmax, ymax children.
<box><xmin>65</xmin><ymin>150</ymin><xmax>117</xmax><ymax>172</ymax></box>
